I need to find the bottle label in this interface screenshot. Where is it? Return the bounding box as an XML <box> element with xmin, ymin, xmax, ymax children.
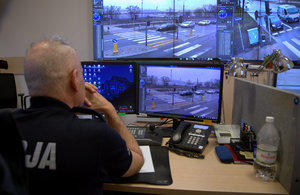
<box><xmin>256</xmin><ymin>145</ymin><xmax>277</xmax><ymax>165</ymax></box>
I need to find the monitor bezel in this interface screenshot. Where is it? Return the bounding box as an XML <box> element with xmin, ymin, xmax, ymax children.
<box><xmin>81</xmin><ymin>60</ymin><xmax>139</xmax><ymax>114</ymax></box>
<box><xmin>137</xmin><ymin>61</ymin><xmax>224</xmax><ymax>123</ymax></box>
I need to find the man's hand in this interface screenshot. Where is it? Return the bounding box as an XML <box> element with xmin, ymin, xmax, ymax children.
<box><xmin>84</xmin><ymin>82</ymin><xmax>97</xmax><ymax>107</ymax></box>
<box><xmin>84</xmin><ymin>82</ymin><xmax>115</xmax><ymax>115</ymax></box>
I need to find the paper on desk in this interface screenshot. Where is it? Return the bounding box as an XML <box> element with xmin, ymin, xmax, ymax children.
<box><xmin>139</xmin><ymin>146</ymin><xmax>155</xmax><ymax>173</ymax></box>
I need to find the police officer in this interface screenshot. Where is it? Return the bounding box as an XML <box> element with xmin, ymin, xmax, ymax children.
<box><xmin>13</xmin><ymin>37</ymin><xmax>144</xmax><ymax>195</ymax></box>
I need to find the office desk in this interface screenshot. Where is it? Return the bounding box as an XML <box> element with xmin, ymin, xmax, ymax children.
<box><xmin>104</xmin><ymin>137</ymin><xmax>288</xmax><ymax>195</ymax></box>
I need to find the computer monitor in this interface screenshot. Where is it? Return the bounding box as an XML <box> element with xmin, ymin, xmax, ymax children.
<box><xmin>94</xmin><ymin>0</ymin><xmax>300</xmax><ymax>61</ymax></box>
<box><xmin>274</xmin><ymin>65</ymin><xmax>300</xmax><ymax>95</ymax></box>
<box><xmin>138</xmin><ymin>62</ymin><xmax>224</xmax><ymax>123</ymax></box>
<box><xmin>81</xmin><ymin>60</ymin><xmax>138</xmax><ymax>114</ymax></box>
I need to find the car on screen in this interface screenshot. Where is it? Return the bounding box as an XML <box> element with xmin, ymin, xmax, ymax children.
<box><xmin>206</xmin><ymin>89</ymin><xmax>215</xmax><ymax>94</ymax></box>
<box><xmin>277</xmin><ymin>4</ymin><xmax>299</xmax><ymax>22</ymax></box>
<box><xmin>156</xmin><ymin>24</ymin><xmax>177</xmax><ymax>31</ymax></box>
<box><xmin>265</xmin><ymin>15</ymin><xmax>283</xmax><ymax>31</ymax></box>
<box><xmin>180</xmin><ymin>90</ymin><xmax>193</xmax><ymax>96</ymax></box>
<box><xmin>198</xmin><ymin>20</ymin><xmax>211</xmax><ymax>25</ymax></box>
<box><xmin>180</xmin><ymin>21</ymin><xmax>195</xmax><ymax>28</ymax></box>
<box><xmin>195</xmin><ymin>90</ymin><xmax>205</xmax><ymax>95</ymax></box>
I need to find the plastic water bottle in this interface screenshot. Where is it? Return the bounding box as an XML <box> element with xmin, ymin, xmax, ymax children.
<box><xmin>253</xmin><ymin>116</ymin><xmax>280</xmax><ymax>181</ymax></box>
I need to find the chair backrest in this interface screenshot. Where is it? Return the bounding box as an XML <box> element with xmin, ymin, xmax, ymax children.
<box><xmin>0</xmin><ymin>73</ymin><xmax>17</xmax><ymax>109</ymax></box>
<box><xmin>0</xmin><ymin>109</ymin><xmax>29</xmax><ymax>195</ymax></box>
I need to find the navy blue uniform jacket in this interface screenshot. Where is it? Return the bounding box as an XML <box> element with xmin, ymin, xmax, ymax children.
<box><xmin>13</xmin><ymin>96</ymin><xmax>132</xmax><ymax>195</ymax></box>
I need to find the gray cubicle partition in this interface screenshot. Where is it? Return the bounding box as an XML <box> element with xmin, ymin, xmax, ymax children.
<box><xmin>232</xmin><ymin>78</ymin><xmax>300</xmax><ymax>195</ymax></box>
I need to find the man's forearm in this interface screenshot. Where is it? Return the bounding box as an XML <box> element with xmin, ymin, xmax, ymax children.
<box><xmin>104</xmin><ymin>110</ymin><xmax>143</xmax><ymax>156</ymax></box>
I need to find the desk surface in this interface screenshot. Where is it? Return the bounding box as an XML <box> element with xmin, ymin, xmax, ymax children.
<box><xmin>104</xmin><ymin>136</ymin><xmax>288</xmax><ymax>195</ymax></box>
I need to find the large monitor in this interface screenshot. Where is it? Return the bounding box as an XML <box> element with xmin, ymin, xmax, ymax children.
<box><xmin>93</xmin><ymin>0</ymin><xmax>300</xmax><ymax>61</ymax></box>
<box><xmin>274</xmin><ymin>65</ymin><xmax>300</xmax><ymax>95</ymax></box>
<box><xmin>81</xmin><ymin>60</ymin><xmax>138</xmax><ymax>114</ymax></box>
<box><xmin>138</xmin><ymin>62</ymin><xmax>224</xmax><ymax>123</ymax></box>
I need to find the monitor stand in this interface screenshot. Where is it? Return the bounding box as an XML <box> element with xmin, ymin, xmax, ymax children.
<box><xmin>155</xmin><ymin>118</ymin><xmax>183</xmax><ymax>137</ymax></box>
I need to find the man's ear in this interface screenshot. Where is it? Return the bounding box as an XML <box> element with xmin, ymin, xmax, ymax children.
<box><xmin>70</xmin><ymin>69</ymin><xmax>79</xmax><ymax>92</ymax></box>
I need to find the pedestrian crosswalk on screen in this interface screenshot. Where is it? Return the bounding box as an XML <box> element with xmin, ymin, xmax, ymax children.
<box><xmin>138</xmin><ymin>62</ymin><xmax>224</xmax><ymax>123</ymax></box>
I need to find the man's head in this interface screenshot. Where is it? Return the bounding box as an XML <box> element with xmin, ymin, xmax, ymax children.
<box><xmin>24</xmin><ymin>37</ymin><xmax>86</xmax><ymax>108</ymax></box>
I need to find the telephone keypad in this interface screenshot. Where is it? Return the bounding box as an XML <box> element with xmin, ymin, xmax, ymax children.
<box><xmin>179</xmin><ymin>126</ymin><xmax>211</xmax><ymax>153</ymax></box>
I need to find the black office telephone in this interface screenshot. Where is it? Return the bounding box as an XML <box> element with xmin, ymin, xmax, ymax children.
<box><xmin>167</xmin><ymin>121</ymin><xmax>212</xmax><ymax>155</ymax></box>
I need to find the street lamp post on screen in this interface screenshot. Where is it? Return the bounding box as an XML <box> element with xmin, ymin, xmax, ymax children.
<box><xmin>177</xmin><ymin>0</ymin><xmax>186</xmax><ymax>21</ymax></box>
<box><xmin>141</xmin><ymin>0</ymin><xmax>143</xmax><ymax>16</ymax></box>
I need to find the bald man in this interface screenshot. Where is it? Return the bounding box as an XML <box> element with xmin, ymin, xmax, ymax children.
<box><xmin>13</xmin><ymin>38</ymin><xmax>144</xmax><ymax>195</ymax></box>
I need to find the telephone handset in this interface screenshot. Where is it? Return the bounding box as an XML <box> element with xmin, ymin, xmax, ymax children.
<box><xmin>168</xmin><ymin>121</ymin><xmax>212</xmax><ymax>154</ymax></box>
<box><xmin>170</xmin><ymin>122</ymin><xmax>192</xmax><ymax>144</ymax></box>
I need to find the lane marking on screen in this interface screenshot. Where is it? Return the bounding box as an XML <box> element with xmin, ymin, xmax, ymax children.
<box><xmin>190</xmin><ymin>48</ymin><xmax>210</xmax><ymax>58</ymax></box>
<box><xmin>118</xmin><ymin>34</ymin><xmax>144</xmax><ymax>39</ymax></box>
<box><xmin>163</xmin><ymin>42</ymin><xmax>190</xmax><ymax>52</ymax></box>
<box><xmin>147</xmin><ymin>39</ymin><xmax>174</xmax><ymax>46</ymax></box>
<box><xmin>185</xmin><ymin>105</ymin><xmax>201</xmax><ymax>110</ymax></box>
<box><xmin>201</xmin><ymin>110</ymin><xmax>214</xmax><ymax>117</ymax></box>
<box><xmin>138</xmin><ymin>37</ymin><xmax>166</xmax><ymax>44</ymax></box>
<box><xmin>132</xmin><ymin>35</ymin><xmax>161</xmax><ymax>41</ymax></box>
<box><xmin>152</xmin><ymin>39</ymin><xmax>177</xmax><ymax>47</ymax></box>
<box><xmin>128</xmin><ymin>34</ymin><xmax>159</xmax><ymax>40</ymax></box>
<box><xmin>291</xmin><ymin>38</ymin><xmax>300</xmax><ymax>46</ymax></box>
<box><xmin>174</xmin><ymin>44</ymin><xmax>201</xmax><ymax>56</ymax></box>
<box><xmin>283</xmin><ymin>23</ymin><xmax>292</xmax><ymax>29</ymax></box>
<box><xmin>190</xmin><ymin>107</ymin><xmax>208</xmax><ymax>115</ymax></box>
<box><xmin>283</xmin><ymin>41</ymin><xmax>300</xmax><ymax>58</ymax></box>
<box><xmin>127</xmin><ymin>34</ymin><xmax>156</xmax><ymax>40</ymax></box>
<box><xmin>115</xmin><ymin>31</ymin><xmax>143</xmax><ymax>37</ymax></box>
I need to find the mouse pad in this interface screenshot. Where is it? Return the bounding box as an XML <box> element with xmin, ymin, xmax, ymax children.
<box><xmin>105</xmin><ymin>146</ymin><xmax>173</xmax><ymax>185</ymax></box>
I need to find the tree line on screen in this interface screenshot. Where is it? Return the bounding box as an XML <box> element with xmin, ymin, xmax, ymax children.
<box><xmin>146</xmin><ymin>75</ymin><xmax>220</xmax><ymax>89</ymax></box>
<box><xmin>101</xmin><ymin>0</ymin><xmax>255</xmax><ymax>22</ymax></box>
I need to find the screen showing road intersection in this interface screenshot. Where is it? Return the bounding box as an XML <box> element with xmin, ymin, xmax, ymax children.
<box><xmin>94</xmin><ymin>0</ymin><xmax>300</xmax><ymax>61</ymax></box>
<box><xmin>138</xmin><ymin>63</ymin><xmax>223</xmax><ymax>122</ymax></box>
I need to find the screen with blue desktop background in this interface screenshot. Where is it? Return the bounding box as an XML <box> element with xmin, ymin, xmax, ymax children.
<box><xmin>93</xmin><ymin>0</ymin><xmax>300</xmax><ymax>61</ymax></box>
<box><xmin>274</xmin><ymin>66</ymin><xmax>300</xmax><ymax>94</ymax></box>
<box><xmin>138</xmin><ymin>63</ymin><xmax>223</xmax><ymax>123</ymax></box>
<box><xmin>81</xmin><ymin>61</ymin><xmax>137</xmax><ymax>113</ymax></box>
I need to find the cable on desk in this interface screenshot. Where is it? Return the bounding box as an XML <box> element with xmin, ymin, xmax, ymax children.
<box><xmin>145</xmin><ymin>118</ymin><xmax>173</xmax><ymax>128</ymax></box>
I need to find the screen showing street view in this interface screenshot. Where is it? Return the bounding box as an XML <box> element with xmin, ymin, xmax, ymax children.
<box><xmin>81</xmin><ymin>62</ymin><xmax>137</xmax><ymax>113</ymax></box>
<box><xmin>139</xmin><ymin>64</ymin><xmax>223</xmax><ymax>122</ymax></box>
<box><xmin>93</xmin><ymin>0</ymin><xmax>300</xmax><ymax>61</ymax></box>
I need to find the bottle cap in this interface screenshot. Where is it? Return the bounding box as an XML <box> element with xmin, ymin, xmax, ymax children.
<box><xmin>265</xmin><ymin>116</ymin><xmax>274</xmax><ymax>123</ymax></box>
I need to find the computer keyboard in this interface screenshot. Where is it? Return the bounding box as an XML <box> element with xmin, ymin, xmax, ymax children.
<box><xmin>127</xmin><ymin>125</ymin><xmax>162</xmax><ymax>146</ymax></box>
<box><xmin>127</xmin><ymin>126</ymin><xmax>147</xmax><ymax>139</ymax></box>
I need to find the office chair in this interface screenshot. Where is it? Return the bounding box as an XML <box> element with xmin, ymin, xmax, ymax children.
<box><xmin>0</xmin><ymin>73</ymin><xmax>25</xmax><ymax>109</ymax></box>
<box><xmin>0</xmin><ymin>109</ymin><xmax>29</xmax><ymax>195</ymax></box>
